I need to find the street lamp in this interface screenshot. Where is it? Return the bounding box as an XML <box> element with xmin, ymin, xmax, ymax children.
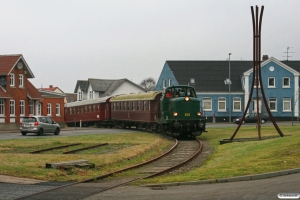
<box><xmin>224</xmin><ymin>53</ymin><xmax>232</xmax><ymax>123</ymax></box>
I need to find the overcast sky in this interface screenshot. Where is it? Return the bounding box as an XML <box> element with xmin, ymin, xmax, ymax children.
<box><xmin>1</xmin><ymin>0</ymin><xmax>299</xmax><ymax>93</ymax></box>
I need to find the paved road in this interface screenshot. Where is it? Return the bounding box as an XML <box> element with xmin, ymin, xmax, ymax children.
<box><xmin>0</xmin><ymin>127</ymin><xmax>136</xmax><ymax>140</ymax></box>
<box><xmin>84</xmin><ymin>172</ymin><xmax>300</xmax><ymax>200</ymax></box>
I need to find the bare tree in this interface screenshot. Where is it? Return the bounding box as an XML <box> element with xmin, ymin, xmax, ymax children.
<box><xmin>139</xmin><ymin>77</ymin><xmax>156</xmax><ymax>91</ymax></box>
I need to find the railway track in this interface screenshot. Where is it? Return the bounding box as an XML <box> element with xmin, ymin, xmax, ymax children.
<box><xmin>15</xmin><ymin>139</ymin><xmax>203</xmax><ymax>200</ymax></box>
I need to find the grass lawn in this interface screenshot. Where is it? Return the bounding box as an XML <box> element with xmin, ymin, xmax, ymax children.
<box><xmin>0</xmin><ymin>132</ymin><xmax>173</xmax><ymax>182</ymax></box>
<box><xmin>1</xmin><ymin>125</ymin><xmax>299</xmax><ymax>184</ymax></box>
<box><xmin>137</xmin><ymin>124</ymin><xmax>300</xmax><ymax>184</ymax></box>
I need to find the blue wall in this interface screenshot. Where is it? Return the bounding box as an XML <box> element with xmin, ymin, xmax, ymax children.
<box><xmin>155</xmin><ymin>62</ymin><xmax>179</xmax><ymax>91</ymax></box>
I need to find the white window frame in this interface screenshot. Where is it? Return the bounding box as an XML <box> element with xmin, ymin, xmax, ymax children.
<box><xmin>56</xmin><ymin>103</ymin><xmax>60</xmax><ymax>116</ymax></box>
<box><xmin>268</xmin><ymin>77</ymin><xmax>275</xmax><ymax>88</ymax></box>
<box><xmin>283</xmin><ymin>98</ymin><xmax>291</xmax><ymax>112</ymax></box>
<box><xmin>203</xmin><ymin>97</ymin><xmax>212</xmax><ymax>111</ymax></box>
<box><xmin>168</xmin><ymin>79</ymin><xmax>172</xmax><ymax>86</ymax></box>
<box><xmin>269</xmin><ymin>98</ymin><xmax>277</xmax><ymax>111</ymax></box>
<box><xmin>218</xmin><ymin>97</ymin><xmax>226</xmax><ymax>111</ymax></box>
<box><xmin>163</xmin><ymin>79</ymin><xmax>166</xmax><ymax>88</ymax></box>
<box><xmin>233</xmin><ymin>97</ymin><xmax>241</xmax><ymax>111</ymax></box>
<box><xmin>78</xmin><ymin>91</ymin><xmax>83</xmax><ymax>101</ymax></box>
<box><xmin>89</xmin><ymin>91</ymin><xmax>94</xmax><ymax>100</ymax></box>
<box><xmin>10</xmin><ymin>100</ymin><xmax>15</xmax><ymax>116</ymax></box>
<box><xmin>19</xmin><ymin>74</ymin><xmax>24</xmax><ymax>87</ymax></box>
<box><xmin>0</xmin><ymin>100</ymin><xmax>4</xmax><ymax>116</ymax></box>
<box><xmin>29</xmin><ymin>101</ymin><xmax>34</xmax><ymax>115</ymax></box>
<box><xmin>36</xmin><ymin>103</ymin><xmax>41</xmax><ymax>115</ymax></box>
<box><xmin>283</xmin><ymin>77</ymin><xmax>290</xmax><ymax>88</ymax></box>
<box><xmin>47</xmin><ymin>103</ymin><xmax>52</xmax><ymax>116</ymax></box>
<box><xmin>10</xmin><ymin>73</ymin><xmax>15</xmax><ymax>86</ymax></box>
<box><xmin>20</xmin><ymin>100</ymin><xmax>25</xmax><ymax>116</ymax></box>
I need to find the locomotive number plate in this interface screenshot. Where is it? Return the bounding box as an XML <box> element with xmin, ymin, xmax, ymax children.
<box><xmin>185</xmin><ymin>113</ymin><xmax>190</xmax><ymax>116</ymax></box>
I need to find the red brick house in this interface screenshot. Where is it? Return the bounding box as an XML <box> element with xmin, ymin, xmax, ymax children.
<box><xmin>0</xmin><ymin>54</ymin><xmax>64</xmax><ymax>130</ymax></box>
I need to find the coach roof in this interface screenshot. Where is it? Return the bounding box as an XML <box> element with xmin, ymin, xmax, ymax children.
<box><xmin>110</xmin><ymin>91</ymin><xmax>162</xmax><ymax>102</ymax></box>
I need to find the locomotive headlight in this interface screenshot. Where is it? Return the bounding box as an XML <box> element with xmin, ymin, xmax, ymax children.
<box><xmin>184</xmin><ymin>96</ymin><xmax>190</xmax><ymax>101</ymax></box>
<box><xmin>197</xmin><ymin>112</ymin><xmax>202</xmax><ymax>116</ymax></box>
<box><xmin>173</xmin><ymin>112</ymin><xmax>178</xmax><ymax>117</ymax></box>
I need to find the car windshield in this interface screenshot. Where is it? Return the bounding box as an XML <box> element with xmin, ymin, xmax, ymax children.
<box><xmin>22</xmin><ymin>117</ymin><xmax>37</xmax><ymax>123</ymax></box>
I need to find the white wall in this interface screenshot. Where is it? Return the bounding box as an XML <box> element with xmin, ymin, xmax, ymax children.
<box><xmin>111</xmin><ymin>81</ymin><xmax>144</xmax><ymax>96</ymax></box>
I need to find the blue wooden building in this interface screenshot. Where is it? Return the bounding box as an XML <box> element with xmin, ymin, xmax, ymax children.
<box><xmin>155</xmin><ymin>56</ymin><xmax>300</xmax><ymax>122</ymax></box>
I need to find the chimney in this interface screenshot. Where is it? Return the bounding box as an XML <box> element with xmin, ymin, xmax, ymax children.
<box><xmin>262</xmin><ymin>55</ymin><xmax>268</xmax><ymax>61</ymax></box>
<box><xmin>49</xmin><ymin>85</ymin><xmax>53</xmax><ymax>88</ymax></box>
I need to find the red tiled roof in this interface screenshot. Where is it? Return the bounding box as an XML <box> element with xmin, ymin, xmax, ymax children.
<box><xmin>27</xmin><ymin>80</ymin><xmax>42</xmax><ymax>99</ymax></box>
<box><xmin>38</xmin><ymin>87</ymin><xmax>58</xmax><ymax>92</ymax></box>
<box><xmin>0</xmin><ymin>55</ymin><xmax>21</xmax><ymax>75</ymax></box>
<box><xmin>0</xmin><ymin>87</ymin><xmax>12</xmax><ymax>99</ymax></box>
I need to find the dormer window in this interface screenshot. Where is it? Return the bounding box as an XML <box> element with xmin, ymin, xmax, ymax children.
<box><xmin>10</xmin><ymin>73</ymin><xmax>15</xmax><ymax>86</ymax></box>
<box><xmin>190</xmin><ymin>78</ymin><xmax>195</xmax><ymax>84</ymax></box>
<box><xmin>19</xmin><ymin>74</ymin><xmax>24</xmax><ymax>87</ymax></box>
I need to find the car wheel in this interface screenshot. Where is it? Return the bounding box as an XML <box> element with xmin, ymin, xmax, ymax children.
<box><xmin>261</xmin><ymin>119</ymin><xmax>265</xmax><ymax>124</ymax></box>
<box><xmin>54</xmin><ymin>128</ymin><xmax>60</xmax><ymax>135</ymax></box>
<box><xmin>37</xmin><ymin>128</ymin><xmax>43</xmax><ymax>136</ymax></box>
<box><xmin>21</xmin><ymin>132</ymin><xmax>27</xmax><ymax>136</ymax></box>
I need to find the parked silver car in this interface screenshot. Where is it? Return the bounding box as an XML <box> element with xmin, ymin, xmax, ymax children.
<box><xmin>20</xmin><ymin>116</ymin><xmax>60</xmax><ymax>136</ymax></box>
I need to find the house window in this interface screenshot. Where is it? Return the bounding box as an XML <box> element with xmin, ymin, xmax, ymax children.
<box><xmin>10</xmin><ymin>74</ymin><xmax>15</xmax><ymax>86</ymax></box>
<box><xmin>132</xmin><ymin>101</ymin><xmax>135</xmax><ymax>111</ymax></box>
<box><xmin>78</xmin><ymin>91</ymin><xmax>83</xmax><ymax>101</ymax></box>
<box><xmin>283</xmin><ymin>77</ymin><xmax>290</xmax><ymax>88</ymax></box>
<box><xmin>283</xmin><ymin>98</ymin><xmax>291</xmax><ymax>111</ymax></box>
<box><xmin>19</xmin><ymin>74</ymin><xmax>24</xmax><ymax>87</ymax></box>
<box><xmin>37</xmin><ymin>103</ymin><xmax>41</xmax><ymax>115</ymax></box>
<box><xmin>218</xmin><ymin>98</ymin><xmax>226</xmax><ymax>111</ymax></box>
<box><xmin>29</xmin><ymin>101</ymin><xmax>34</xmax><ymax>115</ymax></box>
<box><xmin>233</xmin><ymin>98</ymin><xmax>241</xmax><ymax>111</ymax></box>
<box><xmin>56</xmin><ymin>103</ymin><xmax>60</xmax><ymax>116</ymax></box>
<box><xmin>137</xmin><ymin>101</ymin><xmax>140</xmax><ymax>111</ymax></box>
<box><xmin>10</xmin><ymin>100</ymin><xmax>15</xmax><ymax>116</ymax></box>
<box><xmin>190</xmin><ymin>78</ymin><xmax>195</xmax><ymax>84</ymax></box>
<box><xmin>0</xmin><ymin>100</ymin><xmax>4</xmax><ymax>116</ymax></box>
<box><xmin>203</xmin><ymin>98</ymin><xmax>212</xmax><ymax>111</ymax></box>
<box><xmin>168</xmin><ymin>79</ymin><xmax>172</xmax><ymax>86</ymax></box>
<box><xmin>163</xmin><ymin>80</ymin><xmax>166</xmax><ymax>88</ymax></box>
<box><xmin>269</xmin><ymin>98</ymin><xmax>277</xmax><ymax>111</ymax></box>
<box><xmin>89</xmin><ymin>91</ymin><xmax>94</xmax><ymax>99</ymax></box>
<box><xmin>20</xmin><ymin>100</ymin><xmax>25</xmax><ymax>116</ymax></box>
<box><xmin>47</xmin><ymin>103</ymin><xmax>51</xmax><ymax>116</ymax></box>
<box><xmin>268</xmin><ymin>77</ymin><xmax>275</xmax><ymax>87</ymax></box>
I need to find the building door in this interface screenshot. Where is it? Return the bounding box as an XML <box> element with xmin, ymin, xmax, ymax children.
<box><xmin>252</xmin><ymin>99</ymin><xmax>262</xmax><ymax>113</ymax></box>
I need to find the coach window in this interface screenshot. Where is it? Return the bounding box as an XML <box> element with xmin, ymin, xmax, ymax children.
<box><xmin>127</xmin><ymin>102</ymin><xmax>130</xmax><ymax>110</ymax></box>
<box><xmin>124</xmin><ymin>102</ymin><xmax>126</xmax><ymax>110</ymax></box>
<box><xmin>120</xmin><ymin>102</ymin><xmax>122</xmax><ymax>111</ymax></box>
<box><xmin>137</xmin><ymin>101</ymin><xmax>140</xmax><ymax>111</ymax></box>
<box><xmin>132</xmin><ymin>101</ymin><xmax>135</xmax><ymax>111</ymax></box>
<box><xmin>85</xmin><ymin>106</ymin><xmax>87</xmax><ymax>113</ymax></box>
<box><xmin>143</xmin><ymin>101</ymin><xmax>146</xmax><ymax>111</ymax></box>
<box><xmin>70</xmin><ymin>108</ymin><xmax>72</xmax><ymax>114</ymax></box>
<box><xmin>89</xmin><ymin>105</ymin><xmax>91</xmax><ymax>112</ymax></box>
<box><xmin>93</xmin><ymin>105</ymin><xmax>96</xmax><ymax>112</ymax></box>
<box><xmin>148</xmin><ymin>101</ymin><xmax>151</xmax><ymax>111</ymax></box>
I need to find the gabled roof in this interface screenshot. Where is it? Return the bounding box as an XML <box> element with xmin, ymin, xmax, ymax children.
<box><xmin>74</xmin><ymin>80</ymin><xmax>88</xmax><ymax>93</ymax></box>
<box><xmin>38</xmin><ymin>86</ymin><xmax>64</xmax><ymax>93</ymax></box>
<box><xmin>27</xmin><ymin>80</ymin><xmax>42</xmax><ymax>100</ymax></box>
<box><xmin>0</xmin><ymin>54</ymin><xmax>34</xmax><ymax>78</ymax></box>
<box><xmin>74</xmin><ymin>78</ymin><xmax>145</xmax><ymax>95</ymax></box>
<box><xmin>166</xmin><ymin>60</ymin><xmax>253</xmax><ymax>92</ymax></box>
<box><xmin>38</xmin><ymin>90</ymin><xmax>65</xmax><ymax>98</ymax></box>
<box><xmin>165</xmin><ymin>59</ymin><xmax>300</xmax><ymax>93</ymax></box>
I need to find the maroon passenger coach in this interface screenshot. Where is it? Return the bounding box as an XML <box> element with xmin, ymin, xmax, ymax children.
<box><xmin>64</xmin><ymin>96</ymin><xmax>112</xmax><ymax>127</ymax></box>
<box><xmin>110</xmin><ymin>91</ymin><xmax>162</xmax><ymax>129</ymax></box>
